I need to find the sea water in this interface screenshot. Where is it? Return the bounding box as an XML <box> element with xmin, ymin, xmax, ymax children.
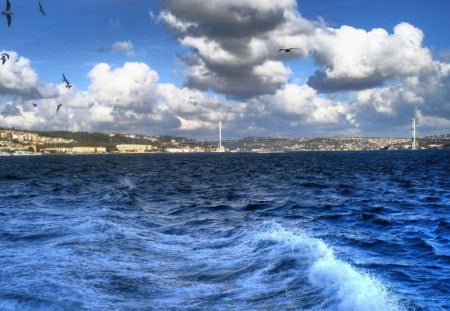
<box><xmin>0</xmin><ymin>151</ymin><xmax>449</xmax><ymax>310</ymax></box>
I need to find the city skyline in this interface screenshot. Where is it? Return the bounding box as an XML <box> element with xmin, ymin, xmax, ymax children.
<box><xmin>1</xmin><ymin>0</ymin><xmax>450</xmax><ymax>140</ymax></box>
<box><xmin>2</xmin><ymin>127</ymin><xmax>448</xmax><ymax>155</ymax></box>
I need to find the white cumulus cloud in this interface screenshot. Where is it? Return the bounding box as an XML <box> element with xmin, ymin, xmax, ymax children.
<box><xmin>0</xmin><ymin>51</ymin><xmax>56</xmax><ymax>98</ymax></box>
<box><xmin>307</xmin><ymin>23</ymin><xmax>433</xmax><ymax>92</ymax></box>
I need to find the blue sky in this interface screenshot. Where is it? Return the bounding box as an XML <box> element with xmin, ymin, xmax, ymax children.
<box><xmin>1</xmin><ymin>0</ymin><xmax>450</xmax><ymax>139</ymax></box>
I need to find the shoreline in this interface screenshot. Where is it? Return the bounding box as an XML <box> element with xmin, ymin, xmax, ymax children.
<box><xmin>0</xmin><ymin>149</ymin><xmax>445</xmax><ymax>157</ymax></box>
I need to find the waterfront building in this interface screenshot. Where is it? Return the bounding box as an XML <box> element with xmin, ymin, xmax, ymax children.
<box><xmin>116</xmin><ymin>144</ymin><xmax>156</xmax><ymax>153</ymax></box>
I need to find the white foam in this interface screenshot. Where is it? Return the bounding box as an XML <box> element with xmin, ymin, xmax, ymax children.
<box><xmin>256</xmin><ymin>223</ymin><xmax>332</xmax><ymax>260</ymax></box>
<box><xmin>255</xmin><ymin>223</ymin><xmax>400</xmax><ymax>311</ymax></box>
<box><xmin>309</xmin><ymin>254</ymin><xmax>397</xmax><ymax>311</ymax></box>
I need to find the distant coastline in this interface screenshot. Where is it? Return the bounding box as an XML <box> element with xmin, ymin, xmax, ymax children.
<box><xmin>0</xmin><ymin>128</ymin><xmax>449</xmax><ymax>155</ymax></box>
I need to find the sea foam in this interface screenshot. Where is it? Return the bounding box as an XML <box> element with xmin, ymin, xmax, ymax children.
<box><xmin>256</xmin><ymin>223</ymin><xmax>400</xmax><ymax>311</ymax></box>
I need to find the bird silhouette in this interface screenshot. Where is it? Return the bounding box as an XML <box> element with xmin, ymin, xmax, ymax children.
<box><xmin>62</xmin><ymin>73</ymin><xmax>72</xmax><ymax>89</ymax></box>
<box><xmin>38</xmin><ymin>2</ymin><xmax>46</xmax><ymax>16</ymax></box>
<box><xmin>56</xmin><ymin>104</ymin><xmax>62</xmax><ymax>113</ymax></box>
<box><xmin>32</xmin><ymin>103</ymin><xmax>38</xmax><ymax>108</ymax></box>
<box><xmin>1</xmin><ymin>53</ymin><xmax>9</xmax><ymax>65</ymax></box>
<box><xmin>2</xmin><ymin>0</ymin><xmax>12</xmax><ymax>27</ymax></box>
<box><xmin>277</xmin><ymin>48</ymin><xmax>299</xmax><ymax>53</ymax></box>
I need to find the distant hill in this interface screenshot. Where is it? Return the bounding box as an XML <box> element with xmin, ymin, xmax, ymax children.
<box><xmin>1</xmin><ymin>127</ymin><xmax>449</xmax><ymax>151</ymax></box>
<box><xmin>34</xmin><ymin>130</ymin><xmax>193</xmax><ymax>146</ymax></box>
<box><xmin>423</xmin><ymin>134</ymin><xmax>450</xmax><ymax>139</ymax></box>
<box><xmin>30</xmin><ymin>130</ymin><xmax>211</xmax><ymax>152</ymax></box>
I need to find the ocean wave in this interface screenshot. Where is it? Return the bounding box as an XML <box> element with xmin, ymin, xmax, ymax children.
<box><xmin>109</xmin><ymin>221</ymin><xmax>402</xmax><ymax>310</ymax></box>
<box><xmin>250</xmin><ymin>223</ymin><xmax>400</xmax><ymax>311</ymax></box>
<box><xmin>1</xmin><ymin>151</ymin><xmax>448</xmax><ymax>310</ymax></box>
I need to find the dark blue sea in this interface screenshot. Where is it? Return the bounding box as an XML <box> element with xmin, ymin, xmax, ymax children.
<box><xmin>0</xmin><ymin>151</ymin><xmax>449</xmax><ymax>310</ymax></box>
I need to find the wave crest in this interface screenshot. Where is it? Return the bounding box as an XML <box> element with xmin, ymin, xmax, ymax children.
<box><xmin>254</xmin><ymin>223</ymin><xmax>400</xmax><ymax>311</ymax></box>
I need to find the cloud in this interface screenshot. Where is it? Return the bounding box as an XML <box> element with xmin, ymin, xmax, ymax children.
<box><xmin>99</xmin><ymin>41</ymin><xmax>134</xmax><ymax>55</ymax></box>
<box><xmin>62</xmin><ymin>62</ymin><xmax>178</xmax><ymax>134</ymax></box>
<box><xmin>2</xmin><ymin>55</ymin><xmax>448</xmax><ymax>138</ymax></box>
<box><xmin>416</xmin><ymin>110</ymin><xmax>450</xmax><ymax>133</ymax></box>
<box><xmin>156</xmin><ymin>82</ymin><xmax>355</xmax><ymax>137</ymax></box>
<box><xmin>0</xmin><ymin>51</ymin><xmax>53</xmax><ymax>98</ymax></box>
<box><xmin>158</xmin><ymin>0</ymin><xmax>302</xmax><ymax>100</ymax></box>
<box><xmin>182</xmin><ymin>55</ymin><xmax>291</xmax><ymax>100</ymax></box>
<box><xmin>237</xmin><ymin>84</ymin><xmax>353</xmax><ymax>136</ymax></box>
<box><xmin>1</xmin><ymin>61</ymin><xmax>175</xmax><ymax>134</ymax></box>
<box><xmin>0</xmin><ymin>103</ymin><xmax>22</xmax><ymax>117</ymax></box>
<box><xmin>152</xmin><ymin>1</ymin><xmax>449</xmax><ymax>136</ymax></box>
<box><xmin>350</xmin><ymin>60</ymin><xmax>450</xmax><ymax>134</ymax></box>
<box><xmin>2</xmin><ymin>58</ymin><xmax>329</xmax><ymax>138</ymax></box>
<box><xmin>157</xmin><ymin>83</ymin><xmax>238</xmax><ymax>133</ymax></box>
<box><xmin>87</xmin><ymin>62</ymin><xmax>158</xmax><ymax>110</ymax></box>
<box><xmin>307</xmin><ymin>23</ymin><xmax>433</xmax><ymax>92</ymax></box>
<box><xmin>159</xmin><ymin>0</ymin><xmax>297</xmax><ymax>38</ymax></box>
<box><xmin>159</xmin><ymin>1</ymin><xmax>434</xmax><ymax>96</ymax></box>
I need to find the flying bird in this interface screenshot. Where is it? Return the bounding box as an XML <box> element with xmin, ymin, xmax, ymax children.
<box><xmin>1</xmin><ymin>52</ymin><xmax>9</xmax><ymax>64</ymax></box>
<box><xmin>32</xmin><ymin>103</ymin><xmax>38</xmax><ymax>108</ymax></box>
<box><xmin>62</xmin><ymin>73</ymin><xmax>72</xmax><ymax>89</ymax></box>
<box><xmin>2</xmin><ymin>0</ymin><xmax>12</xmax><ymax>27</ymax></box>
<box><xmin>38</xmin><ymin>2</ymin><xmax>46</xmax><ymax>16</ymax></box>
<box><xmin>56</xmin><ymin>104</ymin><xmax>62</xmax><ymax>113</ymax></box>
<box><xmin>277</xmin><ymin>48</ymin><xmax>300</xmax><ymax>53</ymax></box>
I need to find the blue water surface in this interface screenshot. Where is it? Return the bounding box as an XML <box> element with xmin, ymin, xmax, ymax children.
<box><xmin>0</xmin><ymin>151</ymin><xmax>449</xmax><ymax>310</ymax></box>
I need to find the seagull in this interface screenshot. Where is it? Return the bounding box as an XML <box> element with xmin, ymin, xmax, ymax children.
<box><xmin>2</xmin><ymin>0</ymin><xmax>12</xmax><ymax>27</ymax></box>
<box><xmin>38</xmin><ymin>2</ymin><xmax>46</xmax><ymax>16</ymax></box>
<box><xmin>277</xmin><ymin>48</ymin><xmax>300</xmax><ymax>53</ymax></box>
<box><xmin>62</xmin><ymin>73</ymin><xmax>72</xmax><ymax>89</ymax></box>
<box><xmin>32</xmin><ymin>103</ymin><xmax>38</xmax><ymax>108</ymax></box>
<box><xmin>56</xmin><ymin>103</ymin><xmax>62</xmax><ymax>113</ymax></box>
<box><xmin>1</xmin><ymin>52</ymin><xmax>9</xmax><ymax>65</ymax></box>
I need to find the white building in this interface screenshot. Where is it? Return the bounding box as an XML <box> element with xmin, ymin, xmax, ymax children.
<box><xmin>116</xmin><ymin>144</ymin><xmax>156</xmax><ymax>153</ymax></box>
